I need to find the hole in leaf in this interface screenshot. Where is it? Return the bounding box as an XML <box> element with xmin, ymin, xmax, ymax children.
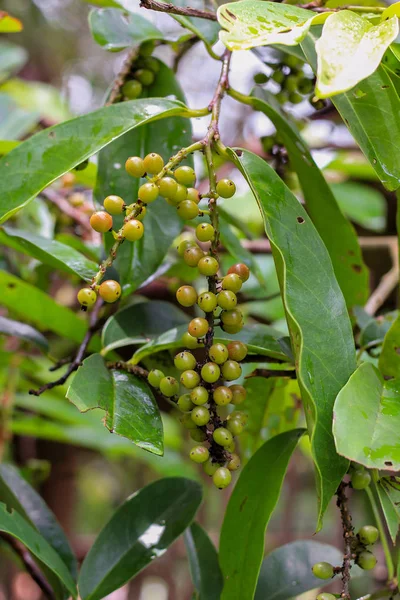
<box><xmin>7</xmin><ymin>283</ymin><xmax>15</xmax><ymax>289</ymax></box>
<box><xmin>385</xmin><ymin>461</ymin><xmax>393</xmax><ymax>467</ymax></box>
<box><xmin>297</xmin><ymin>216</ymin><xmax>305</xmax><ymax>224</ymax></box>
<box><xmin>352</xmin><ymin>264</ymin><xmax>362</xmax><ymax>273</ymax></box>
<box><xmin>234</xmin><ymin>149</ymin><xmax>243</xmax><ymax>157</ymax></box>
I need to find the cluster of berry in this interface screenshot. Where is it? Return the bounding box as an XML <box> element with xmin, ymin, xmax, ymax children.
<box><xmin>257</xmin><ymin>54</ymin><xmax>314</xmax><ymax>106</ymax></box>
<box><xmin>120</xmin><ymin>41</ymin><xmax>160</xmax><ymax>101</ymax></box>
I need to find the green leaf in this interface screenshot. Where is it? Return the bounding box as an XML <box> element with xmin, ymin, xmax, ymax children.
<box><xmin>0</xmin><ymin>97</ymin><xmax>189</xmax><ymax>223</ymax></box>
<box><xmin>102</xmin><ymin>300</ymin><xmax>189</xmax><ymax>354</ymax></box>
<box><xmin>95</xmin><ymin>61</ymin><xmax>191</xmax><ymax>292</ymax></box>
<box><xmin>0</xmin><ymin>465</ymin><xmax>77</xmax><ymax>580</ymax></box>
<box><xmin>230</xmin><ymin>148</ymin><xmax>355</xmax><ymax>528</ymax></box>
<box><xmin>331</xmin><ymin>181</ymin><xmax>386</xmax><ymax>232</ymax></box>
<box><xmin>67</xmin><ymin>354</ymin><xmax>163</xmax><ymax>455</ymax></box>
<box><xmin>376</xmin><ymin>478</ymin><xmax>400</xmax><ymax>543</ymax></box>
<box><xmin>165</xmin><ymin>0</ymin><xmax>220</xmax><ymax>46</ymax></box>
<box><xmin>78</xmin><ymin>477</ymin><xmax>202</xmax><ymax>600</ymax></box>
<box><xmin>358</xmin><ymin>309</ymin><xmax>397</xmax><ymax>346</ymax></box>
<box><xmin>0</xmin><ymin>79</ymin><xmax>71</xmax><ymax>122</ymax></box>
<box><xmin>0</xmin><ymin>11</ymin><xmax>23</xmax><ymax>33</ymax></box>
<box><xmin>251</xmin><ymin>88</ymin><xmax>368</xmax><ymax>308</ymax></box>
<box><xmin>0</xmin><ymin>503</ymin><xmax>77</xmax><ymax>598</ymax></box>
<box><xmin>0</xmin><ymin>226</ymin><xmax>98</xmax><ymax>281</ymax></box>
<box><xmin>316</xmin><ymin>12</ymin><xmax>398</xmax><ymax>98</ymax></box>
<box><xmin>334</xmin><ymin>362</ymin><xmax>400</xmax><ymax>470</ymax></box>
<box><xmin>255</xmin><ymin>540</ymin><xmax>343</xmax><ymax>600</ymax></box>
<box><xmin>0</xmin><ymin>93</ymin><xmax>38</xmax><ymax>140</ymax></box>
<box><xmin>184</xmin><ymin>522</ymin><xmax>223</xmax><ymax>600</ymax></box>
<box><xmin>0</xmin><ymin>41</ymin><xmax>28</xmax><ymax>78</ymax></box>
<box><xmin>0</xmin><ymin>316</ymin><xmax>48</xmax><ymax>352</ymax></box>
<box><xmin>378</xmin><ymin>314</ymin><xmax>400</xmax><ymax>378</ymax></box>
<box><xmin>217</xmin><ymin>1</ymin><xmax>328</xmax><ymax>50</ymax></box>
<box><xmin>219</xmin><ymin>429</ymin><xmax>305</xmax><ymax>600</ymax></box>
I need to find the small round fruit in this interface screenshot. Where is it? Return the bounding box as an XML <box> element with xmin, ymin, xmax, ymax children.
<box><xmin>142</xmin><ymin>56</ymin><xmax>160</xmax><ymax>73</ymax></box>
<box><xmin>177</xmin><ymin>238</ymin><xmax>196</xmax><ymax>256</ymax></box>
<box><xmin>312</xmin><ymin>562</ymin><xmax>334</xmax><ymax>580</ymax></box>
<box><xmin>228</xmin><ymin>263</ymin><xmax>250</xmax><ymax>282</ymax></box>
<box><xmin>190</xmin><ymin>446</ymin><xmax>209</xmax><ymax>464</ymax></box>
<box><xmin>228</xmin><ymin>453</ymin><xmax>241</xmax><ymax>471</ymax></box>
<box><xmin>130</xmin><ymin>204</ymin><xmax>146</xmax><ymax>221</ymax></box>
<box><xmin>227</xmin><ymin>341</ymin><xmax>248</xmax><ymax>361</ymax></box>
<box><xmin>190</xmin><ymin>428</ymin><xmax>207</xmax><ymax>442</ymax></box>
<box><xmin>316</xmin><ymin>595</ymin><xmax>336</xmax><ymax>600</ymax></box>
<box><xmin>213</xmin><ymin>386</ymin><xmax>233</xmax><ymax>406</ymax></box>
<box><xmin>357</xmin><ymin>551</ymin><xmax>377</xmax><ymax>571</ymax></box>
<box><xmin>196</xmin><ymin>223</ymin><xmax>214</xmax><ymax>242</ymax></box>
<box><xmin>99</xmin><ymin>280</ymin><xmax>121</xmax><ymax>303</ymax></box>
<box><xmin>222</xmin><ymin>360</ymin><xmax>242</xmax><ymax>381</ymax></box>
<box><xmin>227</xmin><ymin>418</ymin><xmax>244</xmax><ymax>436</ymax></box>
<box><xmin>191</xmin><ymin>406</ymin><xmax>210</xmax><ymax>426</ymax></box>
<box><xmin>180</xmin><ymin>369</ymin><xmax>200</xmax><ymax>389</ymax></box>
<box><xmin>198</xmin><ymin>256</ymin><xmax>219</xmax><ymax>277</ymax></box>
<box><xmin>216</xmin><ymin>178</ymin><xmax>236</xmax><ymax>198</ymax></box>
<box><xmin>226</xmin><ymin>440</ymin><xmax>236</xmax><ymax>453</ymax></box>
<box><xmin>77</xmin><ymin>287</ymin><xmax>97</xmax><ymax>308</ymax></box>
<box><xmin>159</xmin><ymin>376</ymin><xmax>179</xmax><ymax>397</ymax></box>
<box><xmin>180</xmin><ymin>413</ymin><xmax>198</xmax><ymax>430</ymax></box>
<box><xmin>174</xmin><ymin>165</ymin><xmax>196</xmax><ymax>186</ymax></box>
<box><xmin>90</xmin><ymin>211</ymin><xmax>113</xmax><ymax>233</ymax></box>
<box><xmin>230</xmin><ymin>384</ymin><xmax>247</xmax><ymax>405</ymax></box>
<box><xmin>222</xmin><ymin>273</ymin><xmax>242</xmax><ymax>293</ymax></box>
<box><xmin>143</xmin><ymin>152</ymin><xmax>164</xmax><ymax>174</ymax></box>
<box><xmin>171</xmin><ymin>183</ymin><xmax>188</xmax><ymax>204</ymax></box>
<box><xmin>221</xmin><ymin>309</ymin><xmax>244</xmax><ymax>328</ymax></box>
<box><xmin>103</xmin><ymin>195</ymin><xmax>125</xmax><ymax>215</ymax></box>
<box><xmin>138</xmin><ymin>182</ymin><xmax>159</xmax><ymax>203</ymax></box>
<box><xmin>213</xmin><ymin>427</ymin><xmax>233</xmax><ymax>447</ymax></box>
<box><xmin>174</xmin><ymin>351</ymin><xmax>197</xmax><ymax>371</ymax></box>
<box><xmin>69</xmin><ymin>192</ymin><xmax>85</xmax><ymax>206</ymax></box>
<box><xmin>182</xmin><ymin>331</ymin><xmax>201</xmax><ymax>349</ymax></box>
<box><xmin>122</xmin><ymin>219</ymin><xmax>144</xmax><ymax>241</ymax></box>
<box><xmin>201</xmin><ymin>362</ymin><xmax>221</xmax><ymax>384</ymax></box>
<box><xmin>188</xmin><ymin>318</ymin><xmax>209</xmax><ymax>338</ymax></box>
<box><xmin>177</xmin><ymin>393</ymin><xmax>194</xmax><ymax>412</ymax></box>
<box><xmin>358</xmin><ymin>525</ymin><xmax>379</xmax><ymax>546</ymax></box>
<box><xmin>254</xmin><ymin>72</ymin><xmax>269</xmax><ymax>84</ymax></box>
<box><xmin>209</xmin><ymin>343</ymin><xmax>229</xmax><ymax>364</ymax></box>
<box><xmin>352</xmin><ymin>469</ymin><xmax>371</xmax><ymax>490</ymax></box>
<box><xmin>177</xmin><ymin>199</ymin><xmax>199</xmax><ymax>221</ymax></box>
<box><xmin>187</xmin><ymin>188</ymin><xmax>200</xmax><ymax>203</ymax></box>
<box><xmin>213</xmin><ymin>467</ymin><xmax>232</xmax><ymax>489</ymax></box>
<box><xmin>184</xmin><ymin>246</ymin><xmax>204</xmax><ymax>267</ymax></box>
<box><xmin>147</xmin><ymin>369</ymin><xmax>165</xmax><ymax>388</ymax></box>
<box><xmin>190</xmin><ymin>386</ymin><xmax>209</xmax><ymax>406</ymax></box>
<box><xmin>176</xmin><ymin>285</ymin><xmax>197</xmax><ymax>307</ymax></box>
<box><xmin>231</xmin><ymin>411</ymin><xmax>248</xmax><ymax>424</ymax></box>
<box><xmin>125</xmin><ymin>156</ymin><xmax>145</xmax><ymax>178</ymax></box>
<box><xmin>217</xmin><ymin>290</ymin><xmax>237</xmax><ymax>310</ymax></box>
<box><xmin>198</xmin><ymin>291</ymin><xmax>217</xmax><ymax>313</ymax></box>
<box><xmin>157</xmin><ymin>176</ymin><xmax>177</xmax><ymax>198</ymax></box>
<box><xmin>203</xmin><ymin>458</ymin><xmax>219</xmax><ymax>476</ymax></box>
<box><xmin>134</xmin><ymin>68</ymin><xmax>155</xmax><ymax>86</ymax></box>
<box><xmin>222</xmin><ymin>322</ymin><xmax>243</xmax><ymax>335</ymax></box>
<box><xmin>122</xmin><ymin>79</ymin><xmax>142</xmax><ymax>99</ymax></box>
<box><xmin>139</xmin><ymin>40</ymin><xmax>155</xmax><ymax>56</ymax></box>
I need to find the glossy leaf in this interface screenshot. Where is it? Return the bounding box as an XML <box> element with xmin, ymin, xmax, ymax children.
<box><xmin>0</xmin><ymin>503</ymin><xmax>77</xmax><ymax>598</ymax></box>
<box><xmin>95</xmin><ymin>62</ymin><xmax>190</xmax><ymax>292</ymax></box>
<box><xmin>184</xmin><ymin>522</ymin><xmax>223</xmax><ymax>600</ymax></box>
<box><xmin>0</xmin><ymin>316</ymin><xmax>48</xmax><ymax>352</ymax></box>
<box><xmin>0</xmin><ymin>11</ymin><xmax>23</xmax><ymax>33</ymax></box>
<box><xmin>331</xmin><ymin>181</ymin><xmax>386</xmax><ymax>232</ymax></box>
<box><xmin>376</xmin><ymin>478</ymin><xmax>400</xmax><ymax>543</ymax></box>
<box><xmin>315</xmin><ymin>12</ymin><xmax>398</xmax><ymax>98</ymax></box>
<box><xmin>0</xmin><ymin>97</ymin><xmax>188</xmax><ymax>223</ymax></box>
<box><xmin>359</xmin><ymin>310</ymin><xmax>397</xmax><ymax>346</ymax></box>
<box><xmin>378</xmin><ymin>314</ymin><xmax>400</xmax><ymax>379</ymax></box>
<box><xmin>219</xmin><ymin>429</ymin><xmax>305</xmax><ymax>600</ymax></box>
<box><xmin>255</xmin><ymin>540</ymin><xmax>343</xmax><ymax>600</ymax></box>
<box><xmin>217</xmin><ymin>1</ymin><xmax>328</xmax><ymax>50</ymax></box>
<box><xmin>79</xmin><ymin>477</ymin><xmax>202</xmax><ymax>600</ymax></box>
<box><xmin>230</xmin><ymin>149</ymin><xmax>355</xmax><ymax>528</ymax></box>
<box><xmin>251</xmin><ymin>88</ymin><xmax>368</xmax><ymax>308</ymax></box>
<box><xmin>101</xmin><ymin>300</ymin><xmax>189</xmax><ymax>354</ymax></box>
<box><xmin>67</xmin><ymin>354</ymin><xmax>163</xmax><ymax>455</ymax></box>
<box><xmin>165</xmin><ymin>0</ymin><xmax>220</xmax><ymax>46</ymax></box>
<box><xmin>0</xmin><ymin>226</ymin><xmax>98</xmax><ymax>281</ymax></box>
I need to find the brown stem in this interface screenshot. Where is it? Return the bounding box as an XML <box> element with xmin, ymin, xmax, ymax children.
<box><xmin>106</xmin><ymin>361</ymin><xmax>149</xmax><ymax>379</ymax></box>
<box><xmin>246</xmin><ymin>368</ymin><xmax>297</xmax><ymax>378</ymax></box>
<box><xmin>140</xmin><ymin>0</ymin><xmax>217</xmax><ymax>20</ymax></box>
<box><xmin>107</xmin><ymin>48</ymin><xmax>138</xmax><ymax>106</ymax></box>
<box><xmin>336</xmin><ymin>481</ymin><xmax>354</xmax><ymax>599</ymax></box>
<box><xmin>41</xmin><ymin>189</ymin><xmax>92</xmax><ymax>232</ymax></box>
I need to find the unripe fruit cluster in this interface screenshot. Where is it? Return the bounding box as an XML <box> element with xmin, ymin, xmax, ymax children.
<box><xmin>256</xmin><ymin>53</ymin><xmax>315</xmax><ymax>108</ymax></box>
<box><xmin>120</xmin><ymin>41</ymin><xmax>160</xmax><ymax>101</ymax></box>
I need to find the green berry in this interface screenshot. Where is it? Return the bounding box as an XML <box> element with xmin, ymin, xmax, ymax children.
<box><xmin>213</xmin><ymin>427</ymin><xmax>233</xmax><ymax>447</ymax></box>
<box><xmin>227</xmin><ymin>341</ymin><xmax>247</xmax><ymax>361</ymax></box>
<box><xmin>228</xmin><ymin>453</ymin><xmax>241</xmax><ymax>471</ymax></box>
<box><xmin>231</xmin><ymin>411</ymin><xmax>248</xmax><ymax>424</ymax></box>
<box><xmin>227</xmin><ymin>418</ymin><xmax>244</xmax><ymax>436</ymax></box>
<box><xmin>284</xmin><ymin>74</ymin><xmax>298</xmax><ymax>93</ymax></box>
<box><xmin>177</xmin><ymin>238</ymin><xmax>196</xmax><ymax>256</ymax></box>
<box><xmin>254</xmin><ymin>72</ymin><xmax>269</xmax><ymax>84</ymax></box>
<box><xmin>289</xmin><ymin>91</ymin><xmax>303</xmax><ymax>104</ymax></box>
<box><xmin>138</xmin><ymin>182</ymin><xmax>159</xmax><ymax>204</ymax></box>
<box><xmin>187</xmin><ymin>188</ymin><xmax>200</xmax><ymax>203</ymax></box>
<box><xmin>174</xmin><ymin>351</ymin><xmax>197</xmax><ymax>371</ymax></box>
<box><xmin>122</xmin><ymin>79</ymin><xmax>142</xmax><ymax>99</ymax></box>
<box><xmin>180</xmin><ymin>369</ymin><xmax>200</xmax><ymax>389</ymax></box>
<box><xmin>174</xmin><ymin>165</ymin><xmax>196</xmax><ymax>186</ymax></box>
<box><xmin>180</xmin><ymin>413</ymin><xmax>199</xmax><ymax>430</ymax></box>
<box><xmin>134</xmin><ymin>68</ymin><xmax>155</xmax><ymax>86</ymax></box>
<box><xmin>190</xmin><ymin>428</ymin><xmax>207</xmax><ymax>442</ymax></box>
<box><xmin>196</xmin><ymin>223</ymin><xmax>215</xmax><ymax>242</ymax></box>
<box><xmin>182</xmin><ymin>331</ymin><xmax>201</xmax><ymax>349</ymax></box>
<box><xmin>272</xmin><ymin>69</ymin><xmax>285</xmax><ymax>84</ymax></box>
<box><xmin>221</xmin><ymin>322</ymin><xmax>243</xmax><ymax>335</ymax></box>
<box><xmin>228</xmin><ymin>263</ymin><xmax>250</xmax><ymax>282</ymax></box>
<box><xmin>201</xmin><ymin>362</ymin><xmax>221</xmax><ymax>384</ymax></box>
<box><xmin>177</xmin><ymin>393</ymin><xmax>194</xmax><ymax>412</ymax></box>
<box><xmin>357</xmin><ymin>551</ymin><xmax>377</xmax><ymax>571</ymax></box>
<box><xmin>157</xmin><ymin>176</ymin><xmax>178</xmax><ymax>198</ymax></box>
<box><xmin>190</xmin><ymin>445</ymin><xmax>210</xmax><ymax>463</ymax></box>
<box><xmin>90</xmin><ymin>211</ymin><xmax>113</xmax><ymax>233</ymax></box>
<box><xmin>184</xmin><ymin>246</ymin><xmax>204</xmax><ymax>267</ymax></box>
<box><xmin>190</xmin><ymin>386</ymin><xmax>209</xmax><ymax>406</ymax></box>
<box><xmin>222</xmin><ymin>273</ymin><xmax>242</xmax><ymax>293</ymax></box>
<box><xmin>198</xmin><ymin>256</ymin><xmax>219</xmax><ymax>276</ymax></box>
<box><xmin>203</xmin><ymin>458</ymin><xmax>219</xmax><ymax>476</ymax></box>
<box><xmin>99</xmin><ymin>280</ymin><xmax>121</xmax><ymax>303</ymax></box>
<box><xmin>176</xmin><ymin>285</ymin><xmax>197</xmax><ymax>307</ymax></box>
<box><xmin>298</xmin><ymin>77</ymin><xmax>313</xmax><ymax>94</ymax></box>
<box><xmin>312</xmin><ymin>562</ymin><xmax>334</xmax><ymax>580</ymax></box>
<box><xmin>316</xmin><ymin>595</ymin><xmax>336</xmax><ymax>600</ymax></box>
<box><xmin>352</xmin><ymin>469</ymin><xmax>371</xmax><ymax>490</ymax></box>
<box><xmin>209</xmin><ymin>343</ymin><xmax>229</xmax><ymax>364</ymax></box>
<box><xmin>221</xmin><ymin>309</ymin><xmax>244</xmax><ymax>328</ymax></box>
<box><xmin>213</xmin><ymin>386</ymin><xmax>233</xmax><ymax>406</ymax></box>
<box><xmin>230</xmin><ymin>384</ymin><xmax>247</xmax><ymax>405</ymax></box>
<box><xmin>142</xmin><ymin>56</ymin><xmax>160</xmax><ymax>73</ymax></box>
<box><xmin>226</xmin><ymin>440</ymin><xmax>235</xmax><ymax>453</ymax></box>
<box><xmin>198</xmin><ymin>291</ymin><xmax>217</xmax><ymax>313</ymax></box>
<box><xmin>77</xmin><ymin>287</ymin><xmax>97</xmax><ymax>308</ymax></box>
<box><xmin>122</xmin><ymin>219</ymin><xmax>144</xmax><ymax>241</ymax></box>
<box><xmin>143</xmin><ymin>152</ymin><xmax>164</xmax><ymax>174</ymax></box>
<box><xmin>139</xmin><ymin>40</ymin><xmax>155</xmax><ymax>56</ymax></box>
<box><xmin>171</xmin><ymin>183</ymin><xmax>188</xmax><ymax>204</ymax></box>
<box><xmin>213</xmin><ymin>467</ymin><xmax>232</xmax><ymax>489</ymax></box>
<box><xmin>358</xmin><ymin>525</ymin><xmax>379</xmax><ymax>545</ymax></box>
<box><xmin>188</xmin><ymin>318</ymin><xmax>209</xmax><ymax>338</ymax></box>
<box><xmin>191</xmin><ymin>406</ymin><xmax>210</xmax><ymax>426</ymax></box>
<box><xmin>125</xmin><ymin>156</ymin><xmax>145</xmax><ymax>177</ymax></box>
<box><xmin>222</xmin><ymin>360</ymin><xmax>242</xmax><ymax>381</ymax></box>
<box><xmin>177</xmin><ymin>199</ymin><xmax>199</xmax><ymax>221</ymax></box>
<box><xmin>159</xmin><ymin>376</ymin><xmax>179</xmax><ymax>397</ymax></box>
<box><xmin>216</xmin><ymin>178</ymin><xmax>236</xmax><ymax>198</ymax></box>
<box><xmin>147</xmin><ymin>369</ymin><xmax>164</xmax><ymax>388</ymax></box>
<box><xmin>103</xmin><ymin>195</ymin><xmax>125</xmax><ymax>215</ymax></box>
<box><xmin>217</xmin><ymin>290</ymin><xmax>237</xmax><ymax>310</ymax></box>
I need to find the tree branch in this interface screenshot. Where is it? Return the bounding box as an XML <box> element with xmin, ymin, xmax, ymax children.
<box><xmin>336</xmin><ymin>481</ymin><xmax>355</xmax><ymax>600</ymax></box>
<box><xmin>140</xmin><ymin>0</ymin><xmax>217</xmax><ymax>20</ymax></box>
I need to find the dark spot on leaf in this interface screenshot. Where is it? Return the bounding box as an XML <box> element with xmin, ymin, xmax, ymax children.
<box><xmin>239</xmin><ymin>496</ymin><xmax>248</xmax><ymax>512</ymax></box>
<box><xmin>348</xmin><ymin>250</ymin><xmax>355</xmax><ymax>256</ymax></box>
<box><xmin>234</xmin><ymin>149</ymin><xmax>243</xmax><ymax>157</ymax></box>
<box><xmin>226</xmin><ymin>9</ymin><xmax>237</xmax><ymax>19</ymax></box>
<box><xmin>385</xmin><ymin>461</ymin><xmax>393</xmax><ymax>467</ymax></box>
<box><xmin>381</xmin><ymin>85</ymin><xmax>389</xmax><ymax>89</ymax></box>
<box><xmin>297</xmin><ymin>216</ymin><xmax>305</xmax><ymax>224</ymax></box>
<box><xmin>7</xmin><ymin>283</ymin><xmax>15</xmax><ymax>289</ymax></box>
<box><xmin>352</xmin><ymin>264</ymin><xmax>362</xmax><ymax>273</ymax></box>
<box><xmin>395</xmin><ymin>347</ymin><xmax>400</xmax><ymax>355</ymax></box>
<box><xmin>48</xmin><ymin>131</ymin><xmax>56</xmax><ymax>139</ymax></box>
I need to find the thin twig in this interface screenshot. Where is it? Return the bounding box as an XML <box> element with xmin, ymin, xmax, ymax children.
<box><xmin>140</xmin><ymin>0</ymin><xmax>217</xmax><ymax>20</ymax></box>
<box><xmin>106</xmin><ymin>361</ymin><xmax>149</xmax><ymax>379</ymax></box>
<box><xmin>41</xmin><ymin>189</ymin><xmax>92</xmax><ymax>231</ymax></box>
<box><xmin>246</xmin><ymin>367</ymin><xmax>296</xmax><ymax>378</ymax></box>
<box><xmin>107</xmin><ymin>47</ymin><xmax>138</xmax><ymax>106</ymax></box>
<box><xmin>365</xmin><ymin>238</ymin><xmax>399</xmax><ymax>316</ymax></box>
<box><xmin>336</xmin><ymin>481</ymin><xmax>354</xmax><ymax>600</ymax></box>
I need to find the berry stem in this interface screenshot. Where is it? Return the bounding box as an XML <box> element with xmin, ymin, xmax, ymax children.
<box><xmin>149</xmin><ymin>140</ymin><xmax>204</xmax><ymax>183</ymax></box>
<box><xmin>365</xmin><ymin>483</ymin><xmax>395</xmax><ymax>581</ymax></box>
